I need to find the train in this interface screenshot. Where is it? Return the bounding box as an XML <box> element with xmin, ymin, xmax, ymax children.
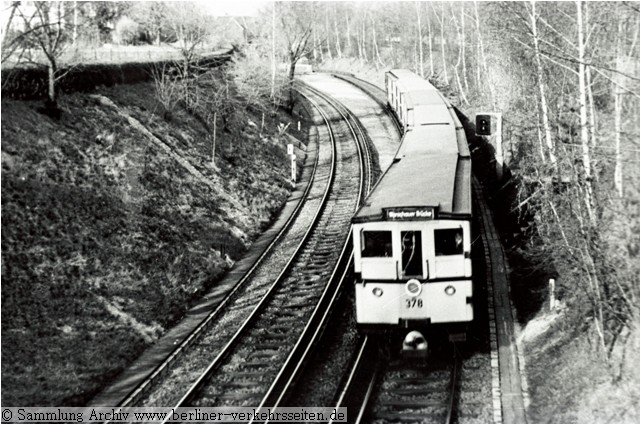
<box><xmin>352</xmin><ymin>69</ymin><xmax>473</xmax><ymax>346</ymax></box>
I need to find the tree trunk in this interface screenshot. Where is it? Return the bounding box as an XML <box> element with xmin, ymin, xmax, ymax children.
<box><xmin>530</xmin><ymin>1</ymin><xmax>556</xmax><ymax>168</ymax></box>
<box><xmin>576</xmin><ymin>0</ymin><xmax>596</xmax><ymax>224</ymax></box>
<box><xmin>72</xmin><ymin>1</ymin><xmax>78</xmax><ymax>44</ymax></box>
<box><xmin>416</xmin><ymin>1</ymin><xmax>424</xmax><ymax>78</ymax></box>
<box><xmin>536</xmin><ymin>110</ymin><xmax>547</xmax><ymax>162</ymax></box>
<box><xmin>346</xmin><ymin>14</ymin><xmax>352</xmax><ymax>55</ymax></box>
<box><xmin>451</xmin><ymin>5</ymin><xmax>469</xmax><ymax>104</ymax></box>
<box><xmin>586</xmin><ymin>65</ymin><xmax>597</xmax><ymax>149</ymax></box>
<box><xmin>362</xmin><ymin>17</ymin><xmax>368</xmax><ymax>61</ymax></box>
<box><xmin>427</xmin><ymin>7</ymin><xmax>434</xmax><ymax>76</ymax></box>
<box><xmin>614</xmin><ymin>16</ymin><xmax>624</xmax><ymax>197</ymax></box>
<box><xmin>614</xmin><ymin>79</ymin><xmax>623</xmax><ymax>197</ymax></box>
<box><xmin>584</xmin><ymin>3</ymin><xmax>597</xmax><ymax>151</ymax></box>
<box><xmin>371</xmin><ymin>16</ymin><xmax>384</xmax><ymax>69</ymax></box>
<box><xmin>317</xmin><ymin>23</ymin><xmax>324</xmax><ymax>62</ymax></box>
<box><xmin>271</xmin><ymin>2</ymin><xmax>276</xmax><ymax>99</ymax></box>
<box><xmin>474</xmin><ymin>0</ymin><xmax>495</xmax><ymax>108</ymax></box>
<box><xmin>212</xmin><ymin>111</ymin><xmax>217</xmax><ymax>167</ymax></box>
<box><xmin>440</xmin><ymin>3</ymin><xmax>449</xmax><ymax>84</ymax></box>
<box><xmin>414</xmin><ymin>33</ymin><xmax>418</xmax><ymax>74</ymax></box>
<box><xmin>460</xmin><ymin>3</ymin><xmax>469</xmax><ymax>92</ymax></box>
<box><xmin>325</xmin><ymin>6</ymin><xmax>332</xmax><ymax>60</ymax></box>
<box><xmin>334</xmin><ymin>5</ymin><xmax>342</xmax><ymax>58</ymax></box>
<box><xmin>48</xmin><ymin>59</ymin><xmax>57</xmax><ymax>104</ymax></box>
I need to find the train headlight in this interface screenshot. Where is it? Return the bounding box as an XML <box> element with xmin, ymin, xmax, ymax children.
<box><xmin>444</xmin><ymin>285</ymin><xmax>456</xmax><ymax>296</ymax></box>
<box><xmin>372</xmin><ymin>287</ymin><xmax>384</xmax><ymax>297</ymax></box>
<box><xmin>405</xmin><ymin>279</ymin><xmax>422</xmax><ymax>297</ymax></box>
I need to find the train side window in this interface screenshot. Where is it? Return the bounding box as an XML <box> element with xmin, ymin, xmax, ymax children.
<box><xmin>361</xmin><ymin>231</ymin><xmax>393</xmax><ymax>257</ymax></box>
<box><xmin>434</xmin><ymin>228</ymin><xmax>463</xmax><ymax>256</ymax></box>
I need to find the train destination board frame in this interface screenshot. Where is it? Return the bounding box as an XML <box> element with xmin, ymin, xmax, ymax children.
<box><xmin>383</xmin><ymin>206</ymin><xmax>436</xmax><ymax>221</ymax></box>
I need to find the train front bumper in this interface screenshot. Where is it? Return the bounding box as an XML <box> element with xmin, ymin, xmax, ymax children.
<box><xmin>355</xmin><ymin>280</ymin><xmax>473</xmax><ymax>325</ymax></box>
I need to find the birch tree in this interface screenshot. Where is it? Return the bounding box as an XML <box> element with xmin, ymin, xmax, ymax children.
<box><xmin>333</xmin><ymin>4</ymin><xmax>342</xmax><ymax>59</ymax></box>
<box><xmin>576</xmin><ymin>0</ymin><xmax>596</xmax><ymax>224</ymax></box>
<box><xmin>416</xmin><ymin>1</ymin><xmax>425</xmax><ymax>78</ymax></box>
<box><xmin>432</xmin><ymin>2</ymin><xmax>449</xmax><ymax>84</ymax></box>
<box><xmin>529</xmin><ymin>1</ymin><xmax>556</xmax><ymax>167</ymax></box>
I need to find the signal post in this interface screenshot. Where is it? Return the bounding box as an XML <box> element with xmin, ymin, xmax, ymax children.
<box><xmin>475</xmin><ymin>113</ymin><xmax>504</xmax><ymax>181</ymax></box>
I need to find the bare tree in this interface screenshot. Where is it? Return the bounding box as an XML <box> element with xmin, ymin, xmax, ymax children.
<box><xmin>529</xmin><ymin>1</ymin><xmax>557</xmax><ymax>167</ymax></box>
<box><xmin>333</xmin><ymin>4</ymin><xmax>342</xmax><ymax>59</ymax></box>
<box><xmin>450</xmin><ymin>5</ymin><xmax>469</xmax><ymax>104</ymax></box>
<box><xmin>129</xmin><ymin>2</ymin><xmax>168</xmax><ymax>46</ymax></box>
<box><xmin>576</xmin><ymin>0</ymin><xmax>596</xmax><ymax>224</ymax></box>
<box><xmin>1</xmin><ymin>1</ymin><xmax>22</xmax><ymax>63</ymax></box>
<box><xmin>416</xmin><ymin>1</ymin><xmax>425</xmax><ymax>78</ymax></box>
<box><xmin>165</xmin><ymin>2</ymin><xmax>211</xmax><ymax>79</ymax></box>
<box><xmin>9</xmin><ymin>1</ymin><xmax>75</xmax><ymax>111</ymax></box>
<box><xmin>277</xmin><ymin>3</ymin><xmax>313</xmax><ymax>84</ymax></box>
<box><xmin>432</xmin><ymin>2</ymin><xmax>449</xmax><ymax>84</ymax></box>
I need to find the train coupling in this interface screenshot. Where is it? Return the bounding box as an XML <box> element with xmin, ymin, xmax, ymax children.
<box><xmin>401</xmin><ymin>330</ymin><xmax>428</xmax><ymax>359</ymax></box>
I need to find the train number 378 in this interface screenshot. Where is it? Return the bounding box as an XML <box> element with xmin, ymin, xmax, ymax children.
<box><xmin>405</xmin><ymin>298</ymin><xmax>424</xmax><ymax>308</ymax></box>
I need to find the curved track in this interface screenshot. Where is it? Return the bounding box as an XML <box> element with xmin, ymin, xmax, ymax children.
<box><xmin>99</xmin><ymin>77</ymin><xmax>369</xmax><ymax>417</ymax></box>
<box><xmin>140</xmin><ymin>81</ymin><xmax>376</xmax><ymax>421</ymax></box>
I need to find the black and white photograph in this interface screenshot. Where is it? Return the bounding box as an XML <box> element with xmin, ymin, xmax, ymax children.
<box><xmin>1</xmin><ymin>1</ymin><xmax>639</xmax><ymax>423</ymax></box>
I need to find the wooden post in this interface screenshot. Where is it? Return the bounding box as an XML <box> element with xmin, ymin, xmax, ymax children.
<box><xmin>291</xmin><ymin>154</ymin><xmax>297</xmax><ymax>185</ymax></box>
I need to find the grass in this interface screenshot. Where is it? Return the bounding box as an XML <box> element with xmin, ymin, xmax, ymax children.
<box><xmin>521</xmin><ymin>310</ymin><xmax>640</xmax><ymax>423</ymax></box>
<box><xmin>1</xmin><ymin>81</ymin><xmax>298</xmax><ymax>406</ymax></box>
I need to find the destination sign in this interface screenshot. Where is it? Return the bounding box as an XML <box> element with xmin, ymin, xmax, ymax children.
<box><xmin>384</xmin><ymin>207</ymin><xmax>436</xmax><ymax>221</ymax></box>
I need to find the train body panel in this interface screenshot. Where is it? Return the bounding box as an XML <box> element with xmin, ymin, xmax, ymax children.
<box><xmin>354</xmin><ymin>69</ymin><xmax>473</xmax><ymax>335</ymax></box>
<box><xmin>355</xmin><ymin>280</ymin><xmax>473</xmax><ymax>325</ymax></box>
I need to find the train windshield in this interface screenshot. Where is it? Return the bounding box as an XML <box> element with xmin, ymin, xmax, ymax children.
<box><xmin>435</xmin><ymin>228</ymin><xmax>463</xmax><ymax>256</ymax></box>
<box><xmin>401</xmin><ymin>231</ymin><xmax>423</xmax><ymax>277</ymax></box>
<box><xmin>361</xmin><ymin>231</ymin><xmax>392</xmax><ymax>257</ymax></box>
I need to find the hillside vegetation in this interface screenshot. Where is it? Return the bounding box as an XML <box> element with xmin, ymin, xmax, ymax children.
<box><xmin>1</xmin><ymin>81</ymin><xmax>297</xmax><ymax>406</ymax></box>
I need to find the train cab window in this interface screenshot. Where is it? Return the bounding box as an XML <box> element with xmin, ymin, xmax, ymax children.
<box><xmin>361</xmin><ymin>231</ymin><xmax>393</xmax><ymax>257</ymax></box>
<box><xmin>435</xmin><ymin>228</ymin><xmax>463</xmax><ymax>256</ymax></box>
<box><xmin>401</xmin><ymin>231</ymin><xmax>423</xmax><ymax>276</ymax></box>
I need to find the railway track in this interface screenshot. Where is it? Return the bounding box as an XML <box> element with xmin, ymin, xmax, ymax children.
<box><xmin>154</xmin><ymin>83</ymin><xmax>372</xmax><ymax>420</ymax></box>
<box><xmin>333</xmin><ymin>338</ymin><xmax>461</xmax><ymax>424</ymax></box>
<box><xmin>95</xmin><ymin>80</ymin><xmax>376</xmax><ymax>423</ymax></box>
<box><xmin>96</xmin><ymin>80</ymin><xmax>371</xmax><ymax>416</ymax></box>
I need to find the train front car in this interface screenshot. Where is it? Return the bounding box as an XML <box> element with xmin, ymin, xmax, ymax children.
<box><xmin>353</xmin><ymin>70</ymin><xmax>473</xmax><ymax>343</ymax></box>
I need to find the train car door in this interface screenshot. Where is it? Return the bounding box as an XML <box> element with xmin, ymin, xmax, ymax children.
<box><xmin>430</xmin><ymin>223</ymin><xmax>467</xmax><ymax>279</ymax></box>
<box><xmin>400</xmin><ymin>229</ymin><xmax>423</xmax><ymax>279</ymax></box>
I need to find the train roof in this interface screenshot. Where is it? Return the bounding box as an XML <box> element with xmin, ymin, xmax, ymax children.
<box><xmin>395</xmin><ymin>125</ymin><xmax>457</xmax><ymax>158</ymax></box>
<box><xmin>353</xmin><ymin>122</ymin><xmax>471</xmax><ymax>223</ymax></box>
<box><xmin>387</xmin><ymin>69</ymin><xmax>423</xmax><ymax>80</ymax></box>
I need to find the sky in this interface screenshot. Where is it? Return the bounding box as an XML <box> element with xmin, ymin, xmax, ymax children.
<box><xmin>197</xmin><ymin>0</ymin><xmax>269</xmax><ymax>17</ymax></box>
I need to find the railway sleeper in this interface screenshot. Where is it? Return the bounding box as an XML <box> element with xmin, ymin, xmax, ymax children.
<box><xmin>392</xmin><ymin>387</ymin><xmax>449</xmax><ymax>396</ymax></box>
<box><xmin>215</xmin><ymin>392</ymin><xmax>261</xmax><ymax>401</ymax></box>
<box><xmin>270</xmin><ymin>308</ymin><xmax>308</xmax><ymax>318</ymax></box>
<box><xmin>260</xmin><ymin>331</ymin><xmax>293</xmax><ymax>340</ymax></box>
<box><xmin>373</xmin><ymin>411</ymin><xmax>447</xmax><ymax>421</ymax></box>
<box><xmin>280</xmin><ymin>300</ymin><xmax>317</xmax><ymax>309</ymax></box>
<box><xmin>246</xmin><ymin>349</ymin><xmax>280</xmax><ymax>359</ymax></box>
<box><xmin>236</xmin><ymin>361</ymin><xmax>273</xmax><ymax>368</ymax></box>
<box><xmin>222</xmin><ymin>380</ymin><xmax>263</xmax><ymax>388</ymax></box>
<box><xmin>256</xmin><ymin>342</ymin><xmax>286</xmax><ymax>350</ymax></box>
<box><xmin>379</xmin><ymin>398</ymin><xmax>447</xmax><ymax>408</ymax></box>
